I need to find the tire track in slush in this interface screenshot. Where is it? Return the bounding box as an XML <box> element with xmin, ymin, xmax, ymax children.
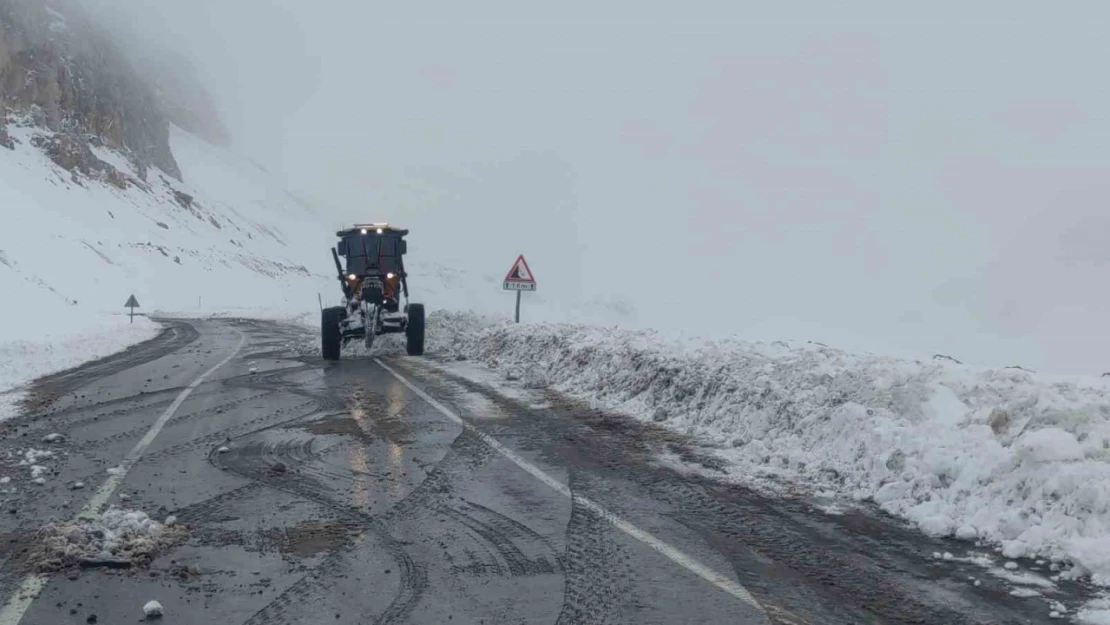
<box><xmin>229</xmin><ymin>383</ymin><xmax>436</xmax><ymax>625</ymax></box>
<box><xmin>660</xmin><ymin>478</ymin><xmax>999</xmax><ymax>625</ymax></box>
<box><xmin>137</xmin><ymin>398</ymin><xmax>318</xmax><ymax>466</ymax></box>
<box><xmin>224</xmin><ymin>466</ymin><xmax>427</xmax><ymax>625</ymax></box>
<box><xmin>171</xmin><ymin>483</ymin><xmax>268</xmax><ymax>525</ymax></box>
<box><xmin>555</xmin><ymin>474</ymin><xmax>637</xmax><ymax>625</ymax></box>
<box><xmin>441</xmin><ymin>501</ymin><xmax>562</xmax><ymax>578</ymax></box>
<box><xmin>221</xmin><ymin>422</ymin><xmax>520</xmax><ymax>624</ymax></box>
<box><xmin>240</xmin><ymin>548</ymin><xmax>354</xmax><ymax>625</ymax></box>
<box><xmin>217</xmin><ymin>422</ymin><xmax>436</xmax><ymax>625</ymax></box>
<box><xmin>69</xmin><ymin>390</ymin><xmax>272</xmax><ymax>454</ymax></box>
<box><xmin>187</xmin><ymin>358</ymin><xmax>425</xmax><ymax>625</ymax></box>
<box><xmin>234</xmin><ymin>471</ymin><xmax>432</xmax><ymax>625</ymax></box>
<box><xmin>374</xmin><ymin>359</ymin><xmax>767</xmax><ymax>619</ymax></box>
<box><xmin>16</xmin><ymin>390</ymin><xmax>180</xmax><ymax>435</ymax></box>
<box><xmin>209</xmin><ymin>435</ymin><xmax>365</xmax><ymax>496</ymax></box>
<box><xmin>217</xmin><ymin>361</ymin><xmax>565</xmax><ymax>625</ymax></box>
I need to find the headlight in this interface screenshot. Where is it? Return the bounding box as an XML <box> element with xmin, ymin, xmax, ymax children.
<box><xmin>387</xmin><ymin>273</ymin><xmax>395</xmax><ymax>279</ymax></box>
<box><xmin>376</xmin><ymin>228</ymin><xmax>383</xmax><ymax>234</ymax></box>
<box><xmin>360</xmin><ymin>229</ymin><xmax>367</xmax><ymax>235</ymax></box>
<box><xmin>347</xmin><ymin>274</ymin><xmax>356</xmax><ymax>280</ymax></box>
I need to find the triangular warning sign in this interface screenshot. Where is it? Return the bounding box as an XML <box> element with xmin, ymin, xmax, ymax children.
<box><xmin>124</xmin><ymin>294</ymin><xmax>140</xmax><ymax>308</ymax></box>
<box><xmin>504</xmin><ymin>255</ymin><xmax>536</xmax><ymax>284</ymax></box>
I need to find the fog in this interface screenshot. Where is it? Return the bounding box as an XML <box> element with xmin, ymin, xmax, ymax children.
<box><xmin>82</xmin><ymin>0</ymin><xmax>1110</xmax><ymax>373</ymax></box>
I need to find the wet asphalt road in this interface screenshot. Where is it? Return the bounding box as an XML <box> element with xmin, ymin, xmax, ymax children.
<box><xmin>0</xmin><ymin>318</ymin><xmax>1087</xmax><ymax>624</ymax></box>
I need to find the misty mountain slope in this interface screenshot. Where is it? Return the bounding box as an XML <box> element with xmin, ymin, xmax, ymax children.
<box><xmin>1</xmin><ymin>0</ymin><xmax>338</xmax><ymax>334</ymax></box>
<box><xmin>0</xmin><ymin>120</ymin><xmax>333</xmax><ymax>324</ymax></box>
<box><xmin>0</xmin><ymin>0</ymin><xmax>180</xmax><ymax>178</ymax></box>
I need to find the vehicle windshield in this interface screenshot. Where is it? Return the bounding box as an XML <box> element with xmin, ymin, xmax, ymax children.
<box><xmin>343</xmin><ymin>233</ymin><xmax>402</xmax><ymax>275</ymax></box>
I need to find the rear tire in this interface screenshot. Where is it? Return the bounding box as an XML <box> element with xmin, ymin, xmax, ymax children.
<box><xmin>322</xmin><ymin>306</ymin><xmax>344</xmax><ymax>361</ymax></box>
<box><xmin>406</xmin><ymin>303</ymin><xmax>425</xmax><ymax>356</ymax></box>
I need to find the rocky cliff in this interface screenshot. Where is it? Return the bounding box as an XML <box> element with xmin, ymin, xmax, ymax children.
<box><xmin>0</xmin><ymin>0</ymin><xmax>182</xmax><ymax>179</ymax></box>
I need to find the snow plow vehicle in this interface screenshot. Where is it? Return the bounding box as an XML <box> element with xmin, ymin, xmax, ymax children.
<box><xmin>321</xmin><ymin>223</ymin><xmax>424</xmax><ymax>360</ymax></box>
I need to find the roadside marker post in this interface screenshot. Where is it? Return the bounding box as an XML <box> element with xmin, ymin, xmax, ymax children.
<box><xmin>124</xmin><ymin>294</ymin><xmax>140</xmax><ymax>323</ymax></box>
<box><xmin>503</xmin><ymin>255</ymin><xmax>536</xmax><ymax>323</ymax></box>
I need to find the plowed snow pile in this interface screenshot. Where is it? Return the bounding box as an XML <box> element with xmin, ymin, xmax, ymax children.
<box><xmin>403</xmin><ymin>312</ymin><xmax>1110</xmax><ymax>587</ymax></box>
<box><xmin>31</xmin><ymin>507</ymin><xmax>185</xmax><ymax>571</ymax></box>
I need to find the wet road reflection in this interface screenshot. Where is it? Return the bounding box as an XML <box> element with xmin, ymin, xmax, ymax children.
<box><xmin>345</xmin><ymin>381</ymin><xmax>411</xmax><ymax>507</ymax></box>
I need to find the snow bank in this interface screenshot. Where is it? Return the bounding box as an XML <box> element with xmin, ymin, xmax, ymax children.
<box><xmin>0</xmin><ymin>123</ymin><xmax>328</xmax><ymax>332</ymax></box>
<box><xmin>31</xmin><ymin>507</ymin><xmax>186</xmax><ymax>571</ymax></box>
<box><xmin>0</xmin><ymin>317</ymin><xmax>160</xmax><ymax>420</ymax></box>
<box><xmin>415</xmin><ymin>313</ymin><xmax>1110</xmax><ymax>584</ymax></box>
<box><xmin>1078</xmin><ymin>598</ymin><xmax>1110</xmax><ymax>625</ymax></box>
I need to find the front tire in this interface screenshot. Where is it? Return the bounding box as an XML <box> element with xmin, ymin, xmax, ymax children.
<box><xmin>406</xmin><ymin>303</ymin><xmax>425</xmax><ymax>356</ymax></box>
<box><xmin>322</xmin><ymin>306</ymin><xmax>344</xmax><ymax>361</ymax></box>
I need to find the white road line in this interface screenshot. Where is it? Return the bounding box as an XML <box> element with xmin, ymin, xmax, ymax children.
<box><xmin>0</xmin><ymin>578</ymin><xmax>46</xmax><ymax>625</ymax></box>
<box><xmin>374</xmin><ymin>358</ymin><xmax>766</xmax><ymax>615</ymax></box>
<box><xmin>0</xmin><ymin>327</ymin><xmax>245</xmax><ymax>625</ymax></box>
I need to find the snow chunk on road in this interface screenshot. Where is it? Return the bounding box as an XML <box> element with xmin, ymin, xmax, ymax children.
<box><xmin>30</xmin><ymin>507</ymin><xmax>186</xmax><ymax>571</ymax></box>
<box><xmin>142</xmin><ymin>600</ymin><xmax>163</xmax><ymax>618</ymax></box>
<box><xmin>991</xmin><ymin>566</ymin><xmax>1056</xmax><ymax>589</ymax></box>
<box><xmin>1002</xmin><ymin>541</ymin><xmax>1028</xmax><ymax>559</ymax></box>
<box><xmin>20</xmin><ymin>449</ymin><xmax>54</xmax><ymax>465</ymax></box>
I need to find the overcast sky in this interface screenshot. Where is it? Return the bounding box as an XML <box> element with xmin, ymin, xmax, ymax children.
<box><xmin>84</xmin><ymin>0</ymin><xmax>1110</xmax><ymax>373</ymax></box>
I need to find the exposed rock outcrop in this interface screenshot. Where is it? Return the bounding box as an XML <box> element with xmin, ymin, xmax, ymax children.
<box><xmin>0</xmin><ymin>0</ymin><xmax>181</xmax><ymax>180</ymax></box>
<box><xmin>29</xmin><ymin>132</ymin><xmax>129</xmax><ymax>187</ymax></box>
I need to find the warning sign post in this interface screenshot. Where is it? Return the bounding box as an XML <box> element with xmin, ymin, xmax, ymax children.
<box><xmin>124</xmin><ymin>294</ymin><xmax>140</xmax><ymax>323</ymax></box>
<box><xmin>503</xmin><ymin>255</ymin><xmax>536</xmax><ymax>323</ymax></box>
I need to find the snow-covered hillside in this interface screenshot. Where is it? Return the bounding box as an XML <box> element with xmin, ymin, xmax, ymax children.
<box><xmin>1</xmin><ymin>121</ymin><xmax>334</xmax><ymax>317</ymax></box>
<box><xmin>0</xmin><ymin>117</ymin><xmax>338</xmax><ymax>410</ymax></box>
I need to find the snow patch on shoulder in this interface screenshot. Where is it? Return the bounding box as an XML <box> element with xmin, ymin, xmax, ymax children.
<box><xmin>0</xmin><ymin>317</ymin><xmax>160</xmax><ymax>421</ymax></box>
<box><xmin>1078</xmin><ymin>598</ymin><xmax>1110</xmax><ymax>625</ymax></box>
